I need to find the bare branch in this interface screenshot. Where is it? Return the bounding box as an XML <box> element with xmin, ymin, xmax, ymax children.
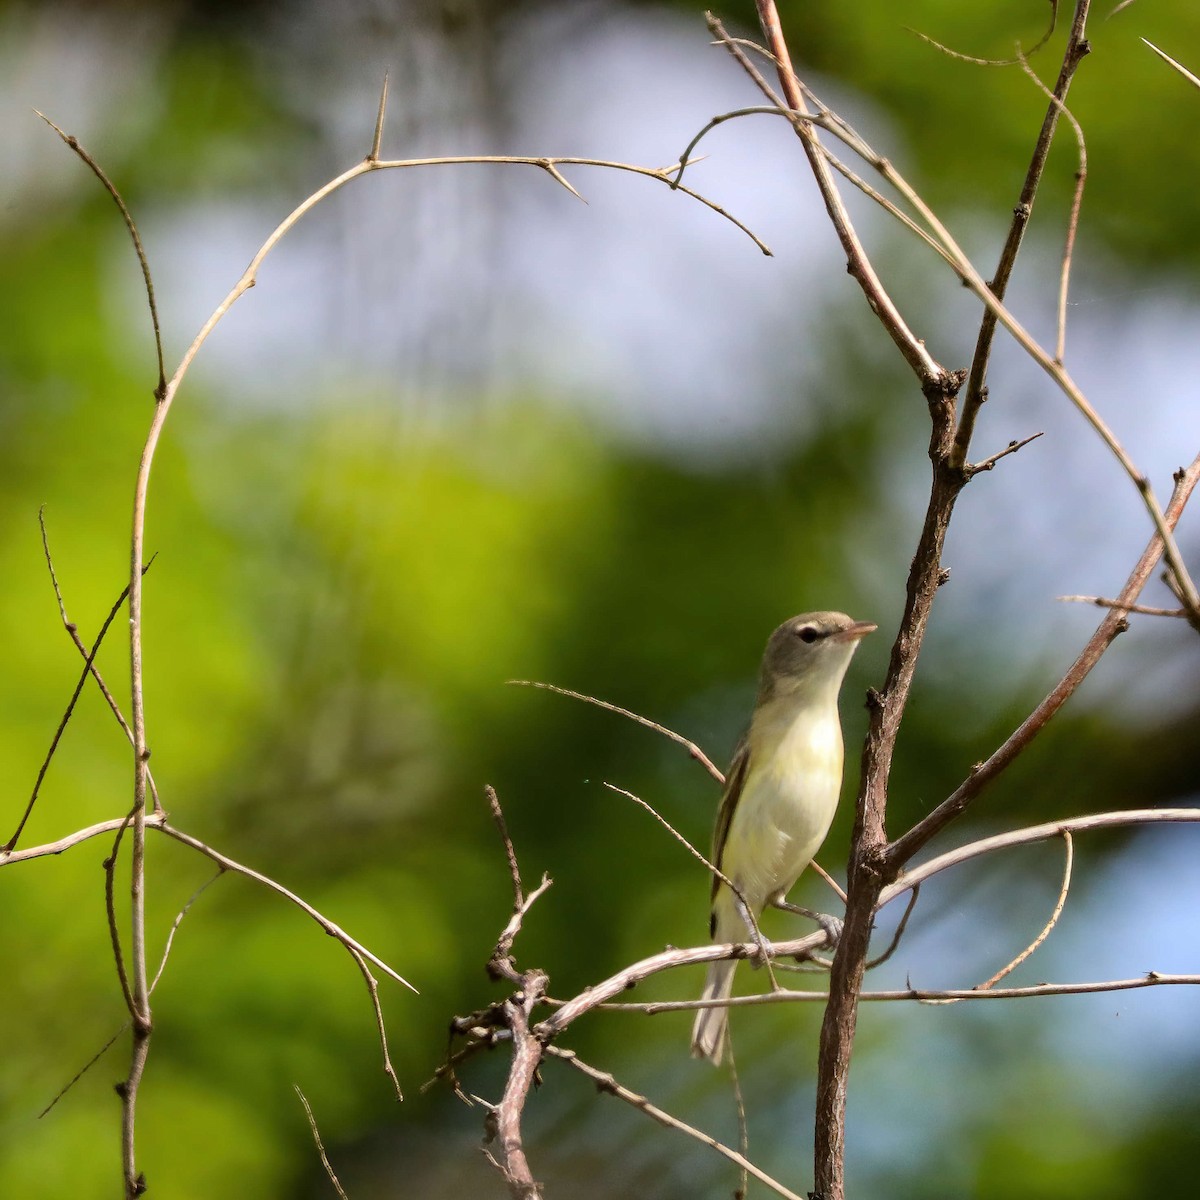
<box><xmin>631</xmin><ymin>971</ymin><xmax>1200</xmax><ymax>1010</ymax></box>
<box><xmin>149</xmin><ymin>870</ymin><xmax>223</xmax><ymax>994</ymax></box>
<box><xmin>546</xmin><ymin>1047</ymin><xmax>807</xmax><ymax>1200</ymax></box>
<box><xmin>1057</xmin><ymin>596</ymin><xmax>1189</xmax><ymax>618</ymax></box>
<box><xmin>889</xmin><ymin>454</ymin><xmax>1200</xmax><ymax>866</ymax></box>
<box><xmin>882</xmin><ymin>808</ymin><xmax>1200</xmax><ymax>908</ymax></box>
<box><xmin>865</xmin><ymin>883</ymin><xmax>920</xmax><ymax>970</ymax></box>
<box><xmin>489</xmin><ymin>875</ymin><xmax>553</xmax><ymax>987</ymax></box>
<box><xmin>487</xmin><ymin>785</ymin><xmax>525</xmax><ymax>908</ymax></box>
<box><xmin>508</xmin><ymin>680</ymin><xmax>724</xmax><ymax>784</ymax></box>
<box><xmin>1014</xmin><ymin>53</ymin><xmax>1088</xmax><ymax>364</ymax></box>
<box><xmin>346</xmin><ymin>946</ymin><xmax>404</xmax><ymax>1103</ymax></box>
<box><xmin>5</xmin><ymin>557</ymin><xmax>146</xmax><ymax>853</ymax></box>
<box><xmin>536</xmin><ymin>930</ymin><xmax>830</xmax><ymax>1038</ymax></box>
<box><xmin>294</xmin><ymin>1087</ymin><xmax>350</xmax><ymax>1200</ymax></box>
<box><xmin>38</xmin><ymin>1022</ymin><xmax>128</xmax><ymax>1119</ymax></box>
<box><xmin>602</xmin><ymin>782</ymin><xmax>779</xmax><ymax>990</ymax></box>
<box><xmin>974</xmin><ymin>830</ymin><xmax>1073</xmax><ymax>991</ymax></box>
<box><xmin>34</xmin><ymin>112</ymin><xmax>165</xmax><ymax>396</ymax></box>
<box><xmin>966</xmin><ymin>432</ymin><xmax>1045</xmax><ymax>477</ymax></box>
<box><xmin>952</xmin><ymin>2</ymin><xmax>1091</xmax><ymax>468</ymax></box>
<box><xmin>486</xmin><ymin>972</ymin><xmax>547</xmax><ymax>1200</ymax></box>
<box><xmin>742</xmin><ymin>6</ymin><xmax>946</xmax><ymax>384</ymax></box>
<box><xmin>38</xmin><ymin>513</ymin><xmax>162</xmax><ymax>814</ymax></box>
<box><xmin>154</xmin><ymin>822</ymin><xmax>417</xmax><ymax>991</ymax></box>
<box><xmin>904</xmin><ymin>3</ymin><xmax>1059</xmax><ymax>67</ymax></box>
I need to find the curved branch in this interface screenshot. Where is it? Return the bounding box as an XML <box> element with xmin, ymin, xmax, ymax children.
<box><xmin>880</xmin><ymin>808</ymin><xmax>1200</xmax><ymax>908</ymax></box>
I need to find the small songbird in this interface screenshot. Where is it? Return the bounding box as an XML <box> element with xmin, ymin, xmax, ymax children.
<box><xmin>690</xmin><ymin>611</ymin><xmax>875</xmax><ymax>1065</ymax></box>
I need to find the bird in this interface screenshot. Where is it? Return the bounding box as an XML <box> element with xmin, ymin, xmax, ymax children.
<box><xmin>690</xmin><ymin>611</ymin><xmax>875</xmax><ymax>1065</ymax></box>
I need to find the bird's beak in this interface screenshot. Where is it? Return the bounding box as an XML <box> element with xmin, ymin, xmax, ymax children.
<box><xmin>833</xmin><ymin>620</ymin><xmax>877</xmax><ymax>642</ymax></box>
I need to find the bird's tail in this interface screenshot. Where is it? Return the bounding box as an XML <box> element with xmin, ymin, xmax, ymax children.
<box><xmin>690</xmin><ymin>958</ymin><xmax>737</xmax><ymax>1065</ymax></box>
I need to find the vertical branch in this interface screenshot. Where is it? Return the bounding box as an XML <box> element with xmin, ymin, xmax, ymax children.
<box><xmin>950</xmin><ymin>1</ymin><xmax>1093</xmax><ymax>467</ymax></box>
<box><xmin>812</xmin><ymin>373</ymin><xmax>963</xmax><ymax>1200</ymax></box>
<box><xmin>487</xmin><ymin>974</ymin><xmax>548</xmax><ymax>1200</ymax></box>
<box><xmin>752</xmin><ymin>0</ymin><xmax>945</xmax><ymax>387</ymax></box>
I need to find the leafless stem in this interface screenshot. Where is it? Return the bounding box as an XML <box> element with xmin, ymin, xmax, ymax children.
<box><xmin>488</xmin><ymin>785</ymin><xmax>525</xmax><ymax>908</ymax></box>
<box><xmin>537</xmin><ymin>930</ymin><xmax>829</xmax><ymax>1038</ymax></box>
<box><xmin>973</xmin><ymin>831</ymin><xmax>1073</xmax><ymax>991</ymax></box>
<box><xmin>865</xmin><ymin>883</ymin><xmax>920</xmax><ymax>970</ymax></box>
<box><xmin>966</xmin><ymin>432</ymin><xmax>1044</xmax><ymax>477</ymax></box>
<box><xmin>294</xmin><ymin>1087</ymin><xmax>350</xmax><ymax>1200</ymax></box>
<box><xmin>149</xmin><ymin>870</ymin><xmax>223</xmax><ymax>993</ymax></box>
<box><xmin>1015</xmin><ymin>54</ymin><xmax>1087</xmax><ymax>364</ymax></box>
<box><xmin>33</xmin><ymin>113</ymin><xmax>165</xmax><ymax>395</ymax></box>
<box><xmin>602</xmin><ymin>782</ymin><xmax>779</xmax><ymax>990</ymax></box>
<box><xmin>346</xmin><ymin>946</ymin><xmax>404</xmax><ymax>1102</ymax></box>
<box><xmin>5</xmin><ymin>559</ymin><xmax>146</xmax><ymax>853</ymax></box>
<box><xmin>904</xmin><ymin>2</ymin><xmax>1059</xmax><ymax>67</ymax></box>
<box><xmin>486</xmin><ymin>971</ymin><xmax>547</xmax><ymax>1200</ymax></box>
<box><xmin>508</xmin><ymin>680</ymin><xmax>724</xmax><ymax>783</ymax></box>
<box><xmin>890</xmin><ymin>453</ymin><xmax>1200</xmax><ymax>866</ymax></box>
<box><xmin>154</xmin><ymin>822</ymin><xmax>416</xmax><ymax>990</ymax></box>
<box><xmin>952</xmin><ymin>0</ymin><xmax>1091</xmax><ymax>468</ymax></box>
<box><xmin>37</xmin><ymin>514</ymin><xmax>163</xmax><ymax>814</ymax></box>
<box><xmin>1057</xmin><ymin>597</ymin><xmax>1188</xmax><ymax>618</ymax></box>
<box><xmin>629</xmin><ymin>971</ymin><xmax>1200</xmax><ymax>1011</ymax></box>
<box><xmin>881</xmin><ymin>808</ymin><xmax>1200</xmax><ymax>907</ymax></box>
<box><xmin>546</xmin><ymin>1047</ymin><xmax>807</xmax><ymax>1200</ymax></box>
<box><xmin>369</xmin><ymin>73</ymin><xmax>388</xmax><ymax>163</ymax></box>
<box><xmin>747</xmin><ymin>4</ymin><xmax>946</xmax><ymax>386</ymax></box>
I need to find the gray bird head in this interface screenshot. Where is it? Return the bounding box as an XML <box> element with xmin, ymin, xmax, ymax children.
<box><xmin>757</xmin><ymin>611</ymin><xmax>876</xmax><ymax>704</ymax></box>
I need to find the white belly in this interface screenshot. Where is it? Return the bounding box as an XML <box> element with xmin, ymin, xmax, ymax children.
<box><xmin>714</xmin><ymin>708</ymin><xmax>843</xmax><ymax>936</ymax></box>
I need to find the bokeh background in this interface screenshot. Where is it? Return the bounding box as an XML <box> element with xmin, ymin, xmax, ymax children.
<box><xmin>2</xmin><ymin>1</ymin><xmax>1199</xmax><ymax>1196</ymax></box>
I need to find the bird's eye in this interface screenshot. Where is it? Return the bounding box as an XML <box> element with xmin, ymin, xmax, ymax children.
<box><xmin>794</xmin><ymin>625</ymin><xmax>820</xmax><ymax>643</ymax></box>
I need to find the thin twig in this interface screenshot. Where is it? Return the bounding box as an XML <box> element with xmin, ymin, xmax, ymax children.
<box><xmin>865</xmin><ymin>883</ymin><xmax>920</xmax><ymax>970</ymax></box>
<box><xmin>536</xmin><ymin>930</ymin><xmax>830</xmax><ymax>1038</ymax></box>
<box><xmin>735</xmin><ymin>8</ymin><xmax>945</xmax><ymax>384</ymax></box>
<box><xmin>882</xmin><ymin>808</ymin><xmax>1200</xmax><ymax>907</ymax></box>
<box><xmin>546</xmin><ymin>1047</ymin><xmax>807</xmax><ymax>1200</ymax></box>
<box><xmin>104</xmin><ymin>809</ymin><xmax>137</xmax><ymax>1016</ymax></box>
<box><xmin>809</xmin><ymin>860</ymin><xmax>848</xmax><ymax>906</ymax></box>
<box><xmin>602</xmin><ymin>783</ymin><xmax>780</xmax><ymax>991</ymax></box>
<box><xmin>508</xmin><ymin>680</ymin><xmax>724</xmax><ymax>784</ymax></box>
<box><xmin>34</xmin><ymin>113</ymin><xmax>165</xmax><ymax>396</ymax></box>
<box><xmin>489</xmin><ymin>875</ymin><xmax>554</xmax><ymax>986</ymax></box>
<box><xmin>149</xmin><ymin>869</ymin><xmax>224</xmax><ymax>993</ymax></box>
<box><xmin>38</xmin><ymin>1023</ymin><xmax>129</xmax><ymax>1119</ymax></box>
<box><xmin>38</xmin><ymin>513</ymin><xmax>163</xmax><ymax>813</ymax></box>
<box><xmin>5</xmin><ymin>563</ymin><xmax>144</xmax><ymax>853</ymax></box>
<box><xmin>346</xmin><ymin>945</ymin><xmax>404</xmax><ymax>1102</ymax></box>
<box><xmin>487</xmin><ymin>785</ymin><xmax>525</xmax><ymax>908</ymax></box>
<box><xmin>1015</xmin><ymin>53</ymin><xmax>1087</xmax><ymax>364</ymax></box>
<box><xmin>294</xmin><ymin>1087</ymin><xmax>350</xmax><ymax>1200</ymax></box>
<box><xmin>904</xmin><ymin>3</ymin><xmax>1058</xmax><ymax>67</ymax></box>
<box><xmin>154</xmin><ymin>822</ymin><xmax>417</xmax><ymax>991</ymax></box>
<box><xmin>966</xmin><ymin>432</ymin><xmax>1044</xmax><ymax>477</ymax></box>
<box><xmin>627</xmin><ymin>971</ymin><xmax>1200</xmax><ymax>1011</ymax></box>
<box><xmin>974</xmin><ymin>830</ymin><xmax>1073</xmax><ymax>991</ymax></box>
<box><xmin>952</xmin><ymin>1</ymin><xmax>1091</xmax><ymax>469</ymax></box>
<box><xmin>889</xmin><ymin>454</ymin><xmax>1200</xmax><ymax>866</ymax></box>
<box><xmin>1056</xmin><ymin>597</ymin><xmax>1188</xmax><ymax>618</ymax></box>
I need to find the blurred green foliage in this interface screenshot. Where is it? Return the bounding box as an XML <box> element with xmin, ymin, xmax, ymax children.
<box><xmin>2</xmin><ymin>2</ymin><xmax>1198</xmax><ymax>1198</ymax></box>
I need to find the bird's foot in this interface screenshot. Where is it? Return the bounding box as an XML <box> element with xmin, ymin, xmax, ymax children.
<box><xmin>772</xmin><ymin>900</ymin><xmax>843</xmax><ymax>948</ymax></box>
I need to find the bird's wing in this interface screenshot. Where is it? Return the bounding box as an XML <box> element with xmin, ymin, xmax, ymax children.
<box><xmin>709</xmin><ymin>733</ymin><xmax>751</xmax><ymax>931</ymax></box>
